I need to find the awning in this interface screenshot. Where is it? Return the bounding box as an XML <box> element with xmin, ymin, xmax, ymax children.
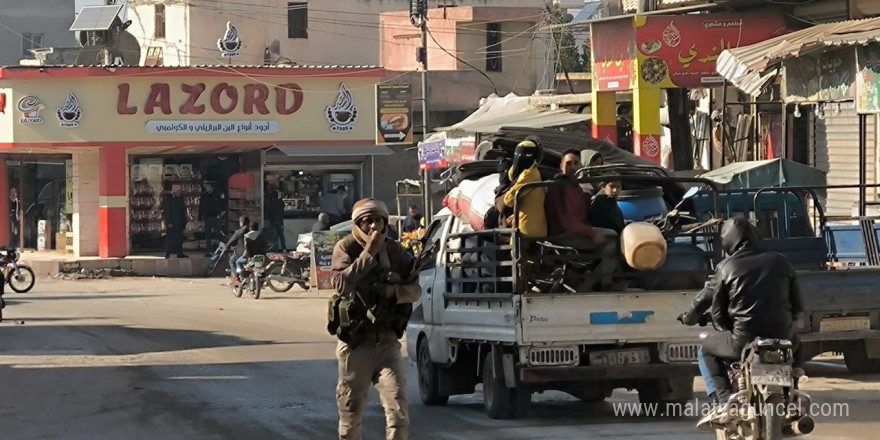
<box><xmin>699</xmin><ymin>158</ymin><xmax>828</xmax><ymax>198</ymax></box>
<box><xmin>435</xmin><ymin>93</ymin><xmax>590</xmax><ymax>134</ymax></box>
<box><xmin>717</xmin><ymin>17</ymin><xmax>880</xmax><ymax>96</ymax></box>
<box><xmin>272</xmin><ymin>145</ymin><xmax>394</xmax><ymax>156</ymax></box>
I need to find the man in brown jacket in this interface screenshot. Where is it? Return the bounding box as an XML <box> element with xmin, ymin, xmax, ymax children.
<box><xmin>330</xmin><ymin>198</ymin><xmax>421</xmax><ymax>440</ymax></box>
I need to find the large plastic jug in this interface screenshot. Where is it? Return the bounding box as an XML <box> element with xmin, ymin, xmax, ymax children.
<box><xmin>620</xmin><ymin>222</ymin><xmax>667</xmax><ymax>271</ymax></box>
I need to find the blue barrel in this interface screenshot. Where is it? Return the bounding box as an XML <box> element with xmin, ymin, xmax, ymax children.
<box><xmin>616</xmin><ymin>187</ymin><xmax>668</xmax><ymax>221</ymax></box>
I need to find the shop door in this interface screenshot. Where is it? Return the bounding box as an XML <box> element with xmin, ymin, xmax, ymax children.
<box><xmin>7</xmin><ymin>158</ymin><xmax>69</xmax><ymax>250</ymax></box>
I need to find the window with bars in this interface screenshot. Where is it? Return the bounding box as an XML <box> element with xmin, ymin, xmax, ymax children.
<box><xmin>288</xmin><ymin>2</ymin><xmax>308</xmax><ymax>39</ymax></box>
<box><xmin>21</xmin><ymin>33</ymin><xmax>44</xmax><ymax>58</ymax></box>
<box><xmin>486</xmin><ymin>23</ymin><xmax>502</xmax><ymax>72</ymax></box>
<box><xmin>155</xmin><ymin>4</ymin><xmax>166</xmax><ymax>39</ymax></box>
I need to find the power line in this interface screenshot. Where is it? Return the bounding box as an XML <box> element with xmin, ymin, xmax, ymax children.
<box><xmin>426</xmin><ymin>26</ymin><xmax>497</xmax><ymax>95</ymax></box>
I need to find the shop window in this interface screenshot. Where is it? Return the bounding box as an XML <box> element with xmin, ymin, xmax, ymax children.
<box><xmin>6</xmin><ymin>157</ymin><xmax>71</xmax><ymax>251</ymax></box>
<box><xmin>155</xmin><ymin>4</ymin><xmax>166</xmax><ymax>39</ymax></box>
<box><xmin>21</xmin><ymin>33</ymin><xmax>44</xmax><ymax>58</ymax></box>
<box><xmin>264</xmin><ymin>168</ymin><xmax>358</xmax><ymax>238</ymax></box>
<box><xmin>288</xmin><ymin>2</ymin><xmax>308</xmax><ymax>39</ymax></box>
<box><xmin>129</xmin><ymin>155</ymin><xmax>253</xmax><ymax>254</ymax></box>
<box><xmin>486</xmin><ymin>23</ymin><xmax>502</xmax><ymax>72</ymax></box>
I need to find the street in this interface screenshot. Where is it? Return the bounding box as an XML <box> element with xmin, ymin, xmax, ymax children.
<box><xmin>1</xmin><ymin>278</ymin><xmax>878</xmax><ymax>440</ymax></box>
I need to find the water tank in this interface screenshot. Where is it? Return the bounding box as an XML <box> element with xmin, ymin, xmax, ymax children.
<box><xmin>617</xmin><ymin>186</ymin><xmax>668</xmax><ymax>221</ymax></box>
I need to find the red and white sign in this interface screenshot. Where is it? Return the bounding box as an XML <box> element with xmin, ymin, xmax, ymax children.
<box><xmin>116</xmin><ymin>82</ymin><xmax>305</xmax><ymax>116</ymax></box>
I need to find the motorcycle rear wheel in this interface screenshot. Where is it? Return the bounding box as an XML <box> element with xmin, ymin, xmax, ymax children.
<box><xmin>761</xmin><ymin>394</ymin><xmax>784</xmax><ymax>440</ymax></box>
<box><xmin>266</xmin><ymin>263</ymin><xmax>295</xmax><ymax>293</ymax></box>
<box><xmin>8</xmin><ymin>265</ymin><xmax>36</xmax><ymax>293</ymax></box>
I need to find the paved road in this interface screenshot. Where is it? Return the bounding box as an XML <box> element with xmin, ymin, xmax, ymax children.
<box><xmin>1</xmin><ymin>278</ymin><xmax>878</xmax><ymax>439</ymax></box>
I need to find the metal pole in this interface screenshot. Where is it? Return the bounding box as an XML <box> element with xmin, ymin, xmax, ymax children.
<box><xmin>420</xmin><ymin>16</ymin><xmax>432</xmax><ymax>223</ymax></box>
<box><xmin>859</xmin><ymin>113</ymin><xmax>867</xmax><ymax>217</ymax></box>
<box><xmin>720</xmin><ymin>80</ymin><xmax>729</xmax><ymax>167</ymax></box>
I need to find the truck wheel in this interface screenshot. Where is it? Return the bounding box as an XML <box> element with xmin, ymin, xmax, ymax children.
<box><xmin>417</xmin><ymin>339</ymin><xmax>449</xmax><ymax>406</ymax></box>
<box><xmin>482</xmin><ymin>354</ymin><xmax>530</xmax><ymax>419</ymax></box>
<box><xmin>844</xmin><ymin>341</ymin><xmax>880</xmax><ymax>374</ymax></box>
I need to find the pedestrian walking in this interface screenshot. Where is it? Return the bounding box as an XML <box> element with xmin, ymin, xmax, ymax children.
<box><xmin>329</xmin><ymin>199</ymin><xmax>421</xmax><ymax>440</ymax></box>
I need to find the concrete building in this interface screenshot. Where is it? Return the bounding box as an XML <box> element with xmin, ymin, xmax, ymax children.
<box><xmin>0</xmin><ymin>0</ymin><xmax>76</xmax><ymax>66</ymax></box>
<box><xmin>125</xmin><ymin>0</ymin><xmax>548</xmax><ymax>67</ymax></box>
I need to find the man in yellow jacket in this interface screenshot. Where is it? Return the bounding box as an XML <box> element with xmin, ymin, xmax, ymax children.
<box><xmin>502</xmin><ymin>138</ymin><xmax>547</xmax><ymax>238</ymax></box>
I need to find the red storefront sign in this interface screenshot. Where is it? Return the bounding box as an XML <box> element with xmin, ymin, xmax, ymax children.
<box><xmin>591</xmin><ymin>20</ymin><xmax>637</xmax><ymax>92</ymax></box>
<box><xmin>116</xmin><ymin>82</ymin><xmax>305</xmax><ymax>115</ymax></box>
<box><xmin>591</xmin><ymin>14</ymin><xmax>789</xmax><ymax>90</ymax></box>
<box><xmin>635</xmin><ymin>14</ymin><xmax>789</xmax><ymax>88</ymax></box>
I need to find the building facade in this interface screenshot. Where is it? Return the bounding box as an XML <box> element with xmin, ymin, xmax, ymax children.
<box><xmin>0</xmin><ymin>65</ymin><xmax>386</xmax><ymax>257</ymax></box>
<box><xmin>0</xmin><ymin>0</ymin><xmax>75</xmax><ymax>66</ymax></box>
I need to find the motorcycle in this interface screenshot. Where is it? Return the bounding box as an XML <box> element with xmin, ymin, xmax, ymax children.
<box><xmin>0</xmin><ymin>247</ymin><xmax>36</xmax><ymax>293</ymax></box>
<box><xmin>266</xmin><ymin>250</ymin><xmax>310</xmax><ymax>292</ymax></box>
<box><xmin>687</xmin><ymin>315</ymin><xmax>815</xmax><ymax>440</ymax></box>
<box><xmin>232</xmin><ymin>254</ymin><xmax>267</xmax><ymax>299</ymax></box>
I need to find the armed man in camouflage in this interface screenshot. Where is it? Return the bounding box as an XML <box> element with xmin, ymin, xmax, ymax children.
<box><xmin>329</xmin><ymin>198</ymin><xmax>421</xmax><ymax>440</ymax></box>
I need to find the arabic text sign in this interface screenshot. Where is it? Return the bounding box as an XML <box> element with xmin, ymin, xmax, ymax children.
<box><xmin>145</xmin><ymin>120</ymin><xmax>280</xmax><ymax>134</ymax></box>
<box><xmin>590</xmin><ymin>19</ymin><xmax>637</xmax><ymax>92</ymax></box>
<box><xmin>418</xmin><ymin>140</ymin><xmax>446</xmax><ymax>171</ymax></box>
<box><xmin>857</xmin><ymin>43</ymin><xmax>880</xmax><ymax>114</ymax></box>
<box><xmin>635</xmin><ymin>14</ymin><xmax>789</xmax><ymax>88</ymax></box>
<box><xmin>785</xmin><ymin>48</ymin><xmax>855</xmax><ymax>103</ymax></box>
<box><xmin>376</xmin><ymin>84</ymin><xmax>414</xmax><ymax>144</ymax></box>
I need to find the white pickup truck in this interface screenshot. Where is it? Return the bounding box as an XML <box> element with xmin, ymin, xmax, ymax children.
<box><xmin>406</xmin><ymin>210</ymin><xmax>708</xmax><ymax>419</ymax></box>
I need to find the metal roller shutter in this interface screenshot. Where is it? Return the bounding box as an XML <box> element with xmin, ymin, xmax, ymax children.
<box><xmin>814</xmin><ymin>102</ymin><xmax>876</xmax><ymax>217</ymax></box>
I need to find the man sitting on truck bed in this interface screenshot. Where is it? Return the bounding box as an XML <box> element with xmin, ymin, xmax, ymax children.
<box><xmin>545</xmin><ymin>149</ymin><xmax>620</xmax><ymax>291</ymax></box>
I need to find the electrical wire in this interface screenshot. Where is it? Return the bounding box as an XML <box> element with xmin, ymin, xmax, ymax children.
<box><xmin>426</xmin><ymin>26</ymin><xmax>498</xmax><ymax>95</ymax></box>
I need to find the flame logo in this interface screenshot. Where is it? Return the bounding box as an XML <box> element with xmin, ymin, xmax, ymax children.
<box><xmin>56</xmin><ymin>92</ymin><xmax>82</xmax><ymax>128</ymax></box>
<box><xmin>217</xmin><ymin>21</ymin><xmax>242</xmax><ymax>57</ymax></box>
<box><xmin>326</xmin><ymin>84</ymin><xmax>358</xmax><ymax>132</ymax></box>
<box><xmin>17</xmin><ymin>95</ymin><xmax>46</xmax><ymax>123</ymax></box>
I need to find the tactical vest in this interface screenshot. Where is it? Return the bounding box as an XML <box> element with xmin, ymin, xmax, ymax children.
<box><xmin>327</xmin><ymin>235</ymin><xmax>413</xmax><ymax>347</ymax></box>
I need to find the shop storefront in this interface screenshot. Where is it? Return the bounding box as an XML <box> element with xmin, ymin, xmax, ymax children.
<box><xmin>0</xmin><ymin>65</ymin><xmax>384</xmax><ymax>258</ymax></box>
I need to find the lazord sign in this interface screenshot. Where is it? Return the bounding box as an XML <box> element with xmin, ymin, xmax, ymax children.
<box><xmin>116</xmin><ymin>82</ymin><xmax>305</xmax><ymax>116</ymax></box>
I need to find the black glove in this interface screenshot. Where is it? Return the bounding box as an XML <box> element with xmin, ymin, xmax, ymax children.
<box><xmin>676</xmin><ymin>313</ymin><xmax>686</xmax><ymax>324</ymax></box>
<box><xmin>697</xmin><ymin>313</ymin><xmax>711</xmax><ymax>327</ymax></box>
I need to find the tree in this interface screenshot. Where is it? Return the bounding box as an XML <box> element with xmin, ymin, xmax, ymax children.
<box><xmin>548</xmin><ymin>5</ymin><xmax>586</xmax><ymax>73</ymax></box>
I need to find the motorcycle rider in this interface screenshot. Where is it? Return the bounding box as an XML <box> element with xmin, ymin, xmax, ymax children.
<box><xmin>225</xmin><ymin>216</ymin><xmax>250</xmax><ymax>282</ymax></box>
<box><xmin>680</xmin><ymin>217</ymin><xmax>804</xmax><ymax>428</ymax></box>
<box><xmin>237</xmin><ymin>221</ymin><xmax>268</xmax><ymax>275</ymax></box>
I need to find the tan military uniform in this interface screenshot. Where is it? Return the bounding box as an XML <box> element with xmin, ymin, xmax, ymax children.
<box><xmin>336</xmin><ymin>331</ymin><xmax>408</xmax><ymax>440</ymax></box>
<box><xmin>330</xmin><ymin>199</ymin><xmax>421</xmax><ymax>440</ymax></box>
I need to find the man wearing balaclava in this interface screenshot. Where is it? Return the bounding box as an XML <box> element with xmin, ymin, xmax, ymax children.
<box><xmin>329</xmin><ymin>198</ymin><xmax>421</xmax><ymax>440</ymax></box>
<box><xmin>501</xmin><ymin>137</ymin><xmax>547</xmax><ymax>238</ymax></box>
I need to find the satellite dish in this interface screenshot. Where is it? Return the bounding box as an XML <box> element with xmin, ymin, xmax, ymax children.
<box><xmin>108</xmin><ymin>30</ymin><xmax>141</xmax><ymax>65</ymax></box>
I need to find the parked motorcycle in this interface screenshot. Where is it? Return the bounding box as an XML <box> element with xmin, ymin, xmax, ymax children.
<box><xmin>0</xmin><ymin>247</ymin><xmax>36</xmax><ymax>293</ymax></box>
<box><xmin>232</xmin><ymin>254</ymin><xmax>267</xmax><ymax>299</ymax></box>
<box><xmin>703</xmin><ymin>333</ymin><xmax>815</xmax><ymax>440</ymax></box>
<box><xmin>266</xmin><ymin>251</ymin><xmax>310</xmax><ymax>292</ymax></box>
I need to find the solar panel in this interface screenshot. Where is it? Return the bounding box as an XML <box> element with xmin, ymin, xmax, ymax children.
<box><xmin>69</xmin><ymin>5</ymin><xmax>123</xmax><ymax>32</ymax></box>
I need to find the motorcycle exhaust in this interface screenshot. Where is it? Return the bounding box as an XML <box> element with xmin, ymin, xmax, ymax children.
<box><xmin>268</xmin><ymin>274</ymin><xmax>305</xmax><ymax>284</ymax></box>
<box><xmin>784</xmin><ymin>415</ymin><xmax>815</xmax><ymax>436</ymax></box>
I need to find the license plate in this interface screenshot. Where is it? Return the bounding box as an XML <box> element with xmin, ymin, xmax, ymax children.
<box><xmin>820</xmin><ymin>316</ymin><xmax>870</xmax><ymax>332</ymax></box>
<box><xmin>751</xmin><ymin>364</ymin><xmax>792</xmax><ymax>387</ymax></box>
<box><xmin>589</xmin><ymin>348</ymin><xmax>650</xmax><ymax>366</ymax></box>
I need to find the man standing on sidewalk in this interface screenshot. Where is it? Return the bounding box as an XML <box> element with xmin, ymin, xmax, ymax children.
<box><xmin>163</xmin><ymin>184</ymin><xmax>188</xmax><ymax>258</ymax></box>
<box><xmin>199</xmin><ymin>181</ymin><xmax>224</xmax><ymax>255</ymax></box>
<box><xmin>329</xmin><ymin>199</ymin><xmax>421</xmax><ymax>440</ymax></box>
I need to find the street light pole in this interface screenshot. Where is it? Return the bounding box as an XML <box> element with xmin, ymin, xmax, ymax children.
<box><xmin>412</xmin><ymin>0</ymin><xmax>432</xmax><ymax>223</ymax></box>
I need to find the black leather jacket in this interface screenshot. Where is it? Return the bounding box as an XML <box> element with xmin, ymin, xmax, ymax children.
<box><xmin>685</xmin><ymin>217</ymin><xmax>804</xmax><ymax>341</ymax></box>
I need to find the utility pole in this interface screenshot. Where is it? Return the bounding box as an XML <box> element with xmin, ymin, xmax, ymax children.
<box><xmin>411</xmin><ymin>0</ymin><xmax>432</xmax><ymax>222</ymax></box>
